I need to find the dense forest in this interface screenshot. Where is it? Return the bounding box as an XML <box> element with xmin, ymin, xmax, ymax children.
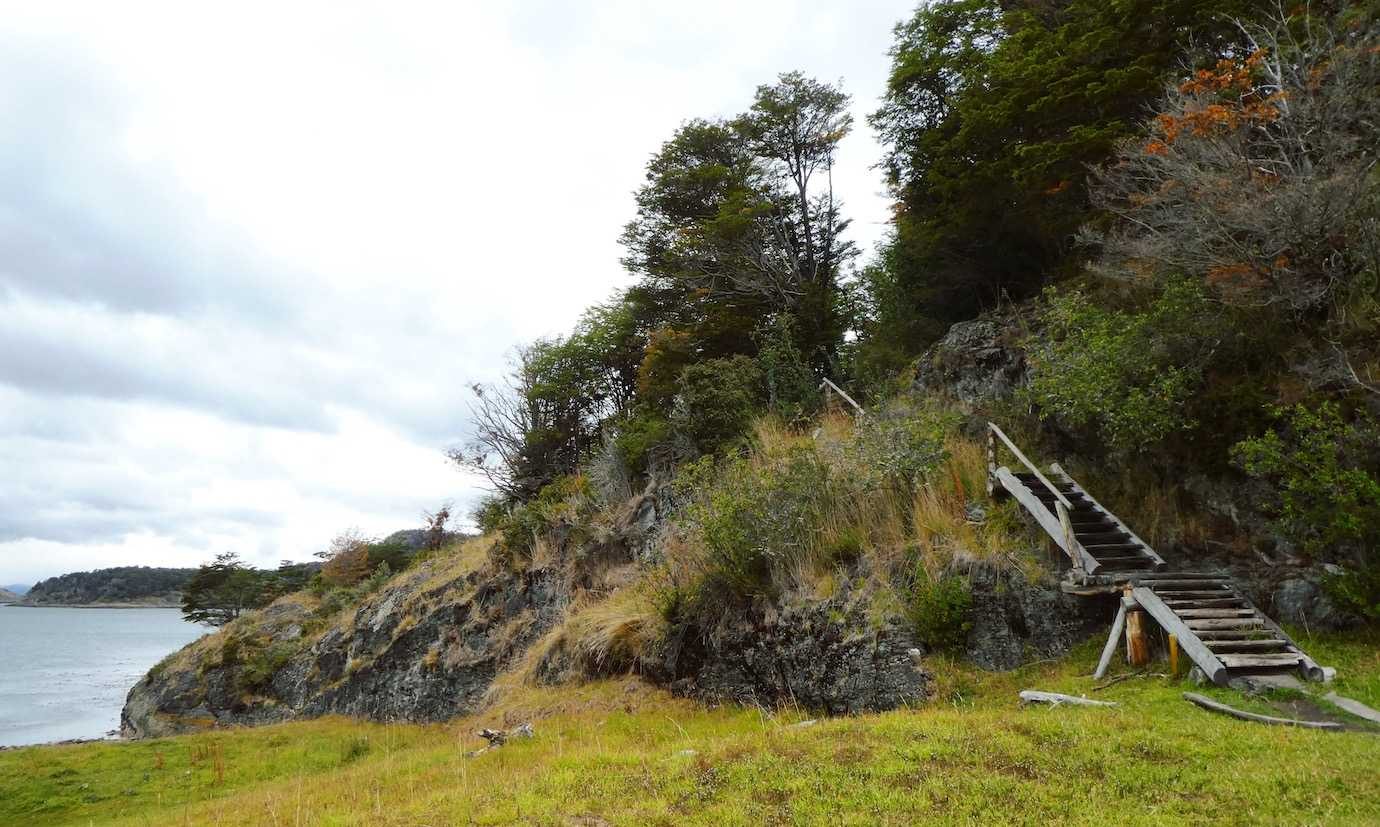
<box><xmin>446</xmin><ymin>1</ymin><xmax>1380</xmax><ymax>621</ymax></box>
<box><xmin>24</xmin><ymin>567</ymin><xmax>198</xmax><ymax>606</ymax></box>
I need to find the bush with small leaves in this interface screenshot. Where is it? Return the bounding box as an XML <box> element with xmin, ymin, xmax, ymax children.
<box><xmin>1025</xmin><ymin>280</ymin><xmax>1219</xmax><ymax>454</ymax></box>
<box><xmin>672</xmin><ymin>356</ymin><xmax>765</xmax><ymax>453</ymax></box>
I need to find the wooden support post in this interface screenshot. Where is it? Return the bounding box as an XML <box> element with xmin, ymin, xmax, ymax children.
<box><xmin>1124</xmin><ymin>587</ymin><xmax>1150</xmax><ymax>667</ymax></box>
<box><xmin>987</xmin><ymin>427</ymin><xmax>997</xmax><ymax>497</ymax></box>
<box><xmin>1093</xmin><ymin>603</ymin><xmax>1127</xmax><ymax>680</ymax></box>
<box><xmin>1168</xmin><ymin>634</ymin><xmax>1180</xmax><ymax>678</ymax></box>
<box><xmin>1057</xmin><ymin>501</ymin><xmax>1082</xmax><ymax>576</ymax></box>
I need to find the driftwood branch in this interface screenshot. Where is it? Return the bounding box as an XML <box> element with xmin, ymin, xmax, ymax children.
<box><xmin>1019</xmin><ymin>690</ymin><xmax>1119</xmax><ymax>708</ymax></box>
<box><xmin>1183</xmin><ymin>693</ymin><xmax>1341</xmax><ymax>730</ymax></box>
<box><xmin>1324</xmin><ymin>692</ymin><xmax>1380</xmax><ymax>724</ymax></box>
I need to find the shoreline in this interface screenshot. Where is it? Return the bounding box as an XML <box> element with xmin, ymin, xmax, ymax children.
<box><xmin>0</xmin><ymin>602</ymin><xmax>181</xmax><ymax>610</ymax></box>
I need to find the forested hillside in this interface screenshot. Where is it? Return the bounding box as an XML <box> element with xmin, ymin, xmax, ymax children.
<box><xmin>450</xmin><ymin>1</ymin><xmax>1380</xmax><ymax>624</ymax></box>
<box><xmin>24</xmin><ymin>567</ymin><xmax>197</xmax><ymax>606</ymax></box>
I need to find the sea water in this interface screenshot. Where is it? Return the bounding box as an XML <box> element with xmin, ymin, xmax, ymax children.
<box><xmin>0</xmin><ymin>606</ymin><xmax>206</xmax><ymax>747</ymax></box>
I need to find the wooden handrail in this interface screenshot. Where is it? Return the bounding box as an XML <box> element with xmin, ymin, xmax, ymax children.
<box><xmin>819</xmin><ymin>378</ymin><xmax>865</xmax><ymax>416</ymax></box>
<box><xmin>987</xmin><ymin>423</ymin><xmax>1072</xmax><ymax>509</ymax></box>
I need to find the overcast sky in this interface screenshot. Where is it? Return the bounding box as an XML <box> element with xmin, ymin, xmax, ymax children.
<box><xmin>0</xmin><ymin>0</ymin><xmax>908</xmax><ymax>585</ymax></box>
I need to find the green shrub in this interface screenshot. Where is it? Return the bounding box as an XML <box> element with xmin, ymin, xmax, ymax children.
<box><xmin>366</xmin><ymin>541</ymin><xmax>412</xmax><ymax>573</ymax></box>
<box><xmin>1233</xmin><ymin>402</ymin><xmax>1380</xmax><ymax>554</ymax></box>
<box><xmin>754</xmin><ymin>316</ymin><xmax>820</xmax><ymax>425</ymax></box>
<box><xmin>472</xmin><ymin>496</ymin><xmax>509</xmax><ymax>535</ymax></box>
<box><xmin>847</xmin><ymin>402</ymin><xmax>959</xmax><ymax>493</ymax></box>
<box><xmin>496</xmin><ymin>475</ymin><xmax>592</xmax><ymax>561</ymax></box>
<box><xmin>681</xmin><ymin>448</ymin><xmax>831</xmax><ymax>606</ymax></box>
<box><xmin>237</xmin><ymin>642</ymin><xmax>296</xmax><ymax>694</ymax></box>
<box><xmin>672</xmin><ymin>356</ymin><xmax>764</xmax><ymax>452</ymax></box>
<box><xmin>823</xmin><ymin>525</ymin><xmax>866</xmax><ymax>566</ymax></box>
<box><xmin>1025</xmin><ymin>280</ymin><xmax>1218</xmax><ymax>453</ymax></box>
<box><xmin>340</xmin><ymin>735</ymin><xmax>371</xmax><ymax>764</ymax></box>
<box><xmin>907</xmin><ymin>567</ymin><xmax>973</xmax><ymax>652</ymax></box>
<box><xmin>612</xmin><ymin>413</ymin><xmax>675</xmax><ymax>475</ymax></box>
<box><xmin>1325</xmin><ymin>561</ymin><xmax>1380</xmax><ymax>625</ymax></box>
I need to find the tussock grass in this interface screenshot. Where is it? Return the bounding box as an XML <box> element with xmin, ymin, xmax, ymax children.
<box><xmin>5</xmin><ymin>632</ymin><xmax>1379</xmax><ymax>825</ymax></box>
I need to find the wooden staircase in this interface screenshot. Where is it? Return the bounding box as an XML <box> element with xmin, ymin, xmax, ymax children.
<box><xmin>986</xmin><ymin>423</ymin><xmax>1327</xmax><ymax>687</ymax></box>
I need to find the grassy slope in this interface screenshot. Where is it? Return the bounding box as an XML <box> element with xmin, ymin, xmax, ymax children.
<box><xmin>3</xmin><ymin>631</ymin><xmax>1378</xmax><ymax>826</ymax></box>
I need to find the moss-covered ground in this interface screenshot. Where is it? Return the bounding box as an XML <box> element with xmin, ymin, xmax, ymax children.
<box><xmin>3</xmin><ymin>630</ymin><xmax>1378</xmax><ymax>826</ymax></box>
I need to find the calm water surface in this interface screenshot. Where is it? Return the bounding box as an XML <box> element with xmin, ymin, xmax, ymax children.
<box><xmin>0</xmin><ymin>606</ymin><xmax>206</xmax><ymax>747</ymax></box>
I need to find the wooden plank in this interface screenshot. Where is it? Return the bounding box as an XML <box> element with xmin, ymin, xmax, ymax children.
<box><xmin>1217</xmin><ymin>653</ymin><xmax>1305</xmax><ymax>669</ymax></box>
<box><xmin>1141</xmin><ymin>580</ymin><xmax>1232</xmax><ymax>590</ymax></box>
<box><xmin>1157</xmin><ymin>591</ymin><xmax>1240</xmax><ymax>599</ymax></box>
<box><xmin>1093</xmin><ymin>603</ymin><xmax>1127</xmax><ymax>679</ymax></box>
<box><xmin>1324</xmin><ymin>692</ymin><xmax>1380</xmax><ymax>724</ymax></box>
<box><xmin>1133</xmin><ymin>572</ymin><xmax>1231</xmax><ymax>581</ymax></box>
<box><xmin>1183</xmin><ymin>693</ymin><xmax>1342</xmax><ymax>730</ymax></box>
<box><xmin>1057</xmin><ymin>501</ymin><xmax>1084</xmax><ymax>576</ymax></box>
<box><xmin>819</xmin><ymin>378</ymin><xmax>864</xmax><ymax>416</ymax></box>
<box><xmin>1194</xmin><ymin>630</ymin><xmax>1281</xmax><ymax>640</ymax></box>
<box><xmin>1173</xmin><ymin>608</ymin><xmax>1258</xmax><ymax>619</ymax></box>
<box><xmin>988</xmin><ymin>423</ymin><xmax>1072</xmax><ymax>509</ymax></box>
<box><xmin>1131</xmin><ymin>587</ymin><xmax>1228</xmax><ymax>686</ymax></box>
<box><xmin>997</xmin><ymin>467</ymin><xmax>1100</xmax><ymax>573</ymax></box>
<box><xmin>1206</xmin><ymin>640</ymin><xmax>1293</xmax><ymax>652</ymax></box>
<box><xmin>1163</xmin><ymin>598</ymin><xmax>1248</xmax><ymax>608</ymax></box>
<box><xmin>1186</xmin><ymin>618</ymin><xmax>1266</xmax><ymax>630</ymax></box>
<box><xmin>1019</xmin><ymin>690</ymin><xmax>1118</xmax><ymax>708</ymax></box>
<box><xmin>1050</xmin><ymin>463</ymin><xmax>1167</xmax><ymax>569</ymax></box>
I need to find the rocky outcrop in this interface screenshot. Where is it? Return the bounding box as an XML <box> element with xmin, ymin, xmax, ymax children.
<box><xmin>663</xmin><ymin>592</ymin><xmax>932</xmax><ymax>714</ymax></box>
<box><xmin>963</xmin><ymin>562</ymin><xmax>1107</xmax><ymax>671</ymax></box>
<box><xmin>913</xmin><ymin>316</ymin><xmax>1027</xmax><ymax>405</ymax></box>
<box><xmin>121</xmin><ymin>485</ymin><xmax>675</xmax><ymax>740</ymax></box>
<box><xmin>122</xmin><ymin>559</ymin><xmax>568</xmax><ymax>739</ymax></box>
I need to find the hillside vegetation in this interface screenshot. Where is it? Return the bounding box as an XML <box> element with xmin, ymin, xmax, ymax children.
<box><xmin>22</xmin><ymin>567</ymin><xmax>197</xmax><ymax>607</ymax></box>
<box><xmin>20</xmin><ymin>3</ymin><xmax>1380</xmax><ymax>824</ymax></box>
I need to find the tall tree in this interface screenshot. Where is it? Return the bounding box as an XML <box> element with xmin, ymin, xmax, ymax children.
<box><xmin>181</xmin><ymin>552</ymin><xmax>268</xmax><ymax>626</ymax></box>
<box><xmin>621</xmin><ymin>74</ymin><xmax>856</xmax><ymax>373</ymax></box>
<box><xmin>737</xmin><ymin>72</ymin><xmax>856</xmax><ymax>366</ymax></box>
<box><xmin>869</xmin><ymin>0</ymin><xmax>1265</xmax><ymax>348</ymax></box>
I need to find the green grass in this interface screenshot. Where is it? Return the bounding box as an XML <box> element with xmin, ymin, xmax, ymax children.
<box><xmin>3</xmin><ymin>631</ymin><xmax>1379</xmax><ymax>825</ymax></box>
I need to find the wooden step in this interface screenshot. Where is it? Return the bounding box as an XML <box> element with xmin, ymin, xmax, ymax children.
<box><xmin>1217</xmin><ymin>653</ymin><xmax>1305</xmax><ymax>669</ymax></box>
<box><xmin>1193</xmin><ymin>630</ymin><xmax>1281</xmax><ymax>640</ymax></box>
<box><xmin>1163</xmin><ymin>597</ymin><xmax>1248</xmax><ymax>608</ymax></box>
<box><xmin>1144</xmin><ymin>580</ymin><xmax>1232</xmax><ymax>591</ymax></box>
<box><xmin>1095</xmin><ymin>556</ymin><xmax>1155</xmax><ymax>567</ymax></box>
<box><xmin>1082</xmin><ymin>543</ymin><xmax>1145</xmax><ymax>554</ymax></box>
<box><xmin>1206</xmin><ymin>640</ymin><xmax>1293</xmax><ymax>653</ymax></box>
<box><xmin>1134</xmin><ymin>572</ymin><xmax>1230</xmax><ymax>580</ymax></box>
<box><xmin>1078</xmin><ymin>531</ymin><xmax>1131</xmax><ymax>544</ymax></box>
<box><xmin>1187</xmin><ymin>618</ymin><xmax>1266</xmax><ymax>630</ymax></box>
<box><xmin>1155</xmin><ymin>590</ymin><xmax>1236</xmax><ymax>599</ymax></box>
<box><xmin>1173</xmin><ymin>608</ymin><xmax>1258</xmax><ymax>619</ymax></box>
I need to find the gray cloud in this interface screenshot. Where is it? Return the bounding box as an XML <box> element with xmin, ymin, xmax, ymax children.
<box><xmin>0</xmin><ymin>1</ymin><xmax>901</xmax><ymax>585</ymax></box>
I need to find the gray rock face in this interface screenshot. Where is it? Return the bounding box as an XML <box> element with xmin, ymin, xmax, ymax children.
<box><xmin>122</xmin><ymin>562</ymin><xmax>567</xmax><ymax>738</ymax></box>
<box><xmin>913</xmin><ymin>318</ymin><xmax>1026</xmax><ymax>404</ymax></box>
<box><xmin>963</xmin><ymin>563</ymin><xmax>1106</xmax><ymax>671</ymax></box>
<box><xmin>667</xmin><ymin>596</ymin><xmax>931</xmax><ymax>714</ymax></box>
<box><xmin>1270</xmin><ymin>573</ymin><xmax>1352</xmax><ymax>630</ymax></box>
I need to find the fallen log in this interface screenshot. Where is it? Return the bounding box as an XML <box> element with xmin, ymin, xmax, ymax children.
<box><xmin>1018</xmin><ymin>690</ymin><xmax>1118</xmax><ymax>708</ymax></box>
<box><xmin>1182</xmin><ymin>693</ymin><xmax>1341</xmax><ymax>730</ymax></box>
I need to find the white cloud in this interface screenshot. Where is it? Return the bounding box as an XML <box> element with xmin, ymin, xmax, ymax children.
<box><xmin>0</xmin><ymin>0</ymin><xmax>905</xmax><ymax>585</ymax></box>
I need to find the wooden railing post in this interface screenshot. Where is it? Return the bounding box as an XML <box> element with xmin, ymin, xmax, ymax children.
<box><xmin>1057</xmin><ymin>501</ymin><xmax>1083</xmax><ymax>575</ymax></box>
<box><xmin>986</xmin><ymin>423</ymin><xmax>1072</xmax><ymax>510</ymax></box>
<box><xmin>819</xmin><ymin>378</ymin><xmax>864</xmax><ymax>417</ymax></box>
<box><xmin>987</xmin><ymin>427</ymin><xmax>998</xmax><ymax>497</ymax></box>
